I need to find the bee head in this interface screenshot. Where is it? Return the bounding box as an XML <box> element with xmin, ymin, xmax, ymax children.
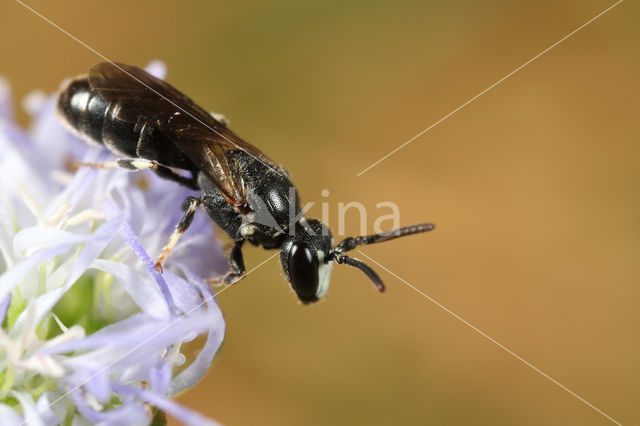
<box><xmin>280</xmin><ymin>219</ymin><xmax>334</xmax><ymax>304</ymax></box>
<box><xmin>281</xmin><ymin>220</ymin><xmax>435</xmax><ymax>304</ymax></box>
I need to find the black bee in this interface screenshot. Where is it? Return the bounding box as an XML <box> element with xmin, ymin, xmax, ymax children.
<box><xmin>57</xmin><ymin>62</ymin><xmax>434</xmax><ymax>304</ymax></box>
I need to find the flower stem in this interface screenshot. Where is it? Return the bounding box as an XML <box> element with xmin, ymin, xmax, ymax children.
<box><xmin>0</xmin><ymin>365</ymin><xmax>14</xmax><ymax>399</ymax></box>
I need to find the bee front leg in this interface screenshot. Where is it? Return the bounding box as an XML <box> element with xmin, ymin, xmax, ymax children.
<box><xmin>209</xmin><ymin>240</ymin><xmax>246</xmax><ymax>288</ymax></box>
<box><xmin>224</xmin><ymin>240</ymin><xmax>246</xmax><ymax>284</ymax></box>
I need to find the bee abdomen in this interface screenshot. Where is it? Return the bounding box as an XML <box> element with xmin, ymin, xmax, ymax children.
<box><xmin>57</xmin><ymin>78</ymin><xmax>138</xmax><ymax>157</ymax></box>
<box><xmin>57</xmin><ymin>77</ymin><xmax>107</xmax><ymax>145</ymax></box>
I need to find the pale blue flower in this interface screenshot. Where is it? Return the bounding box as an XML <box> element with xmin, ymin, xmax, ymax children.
<box><xmin>0</xmin><ymin>62</ymin><xmax>226</xmax><ymax>425</ymax></box>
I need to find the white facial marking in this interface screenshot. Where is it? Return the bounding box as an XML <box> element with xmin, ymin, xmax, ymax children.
<box><xmin>315</xmin><ymin>250</ymin><xmax>334</xmax><ymax>299</ymax></box>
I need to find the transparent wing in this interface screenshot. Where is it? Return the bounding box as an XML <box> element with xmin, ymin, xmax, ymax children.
<box><xmin>89</xmin><ymin>62</ymin><xmax>278</xmax><ymax>204</ymax></box>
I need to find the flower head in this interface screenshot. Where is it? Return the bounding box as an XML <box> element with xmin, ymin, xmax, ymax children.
<box><xmin>0</xmin><ymin>62</ymin><xmax>226</xmax><ymax>425</ymax></box>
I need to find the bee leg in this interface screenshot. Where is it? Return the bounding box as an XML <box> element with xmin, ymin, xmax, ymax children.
<box><xmin>154</xmin><ymin>196</ymin><xmax>201</xmax><ymax>273</ymax></box>
<box><xmin>208</xmin><ymin>240</ymin><xmax>246</xmax><ymax>288</ymax></box>
<box><xmin>224</xmin><ymin>240</ymin><xmax>246</xmax><ymax>284</ymax></box>
<box><xmin>77</xmin><ymin>158</ymin><xmax>199</xmax><ymax>190</ymax></box>
<box><xmin>153</xmin><ymin>166</ymin><xmax>200</xmax><ymax>191</ymax></box>
<box><xmin>76</xmin><ymin>158</ymin><xmax>160</xmax><ymax>171</ymax></box>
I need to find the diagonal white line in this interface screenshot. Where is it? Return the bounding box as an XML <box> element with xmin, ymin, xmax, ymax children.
<box><xmin>356</xmin><ymin>250</ymin><xmax>623</xmax><ymax>425</ymax></box>
<box><xmin>356</xmin><ymin>0</ymin><xmax>624</xmax><ymax>176</ymax></box>
<box><xmin>14</xmin><ymin>0</ymin><xmax>280</xmax><ymax>178</ymax></box>
<box><xmin>22</xmin><ymin>251</ymin><xmax>280</xmax><ymax>426</ymax></box>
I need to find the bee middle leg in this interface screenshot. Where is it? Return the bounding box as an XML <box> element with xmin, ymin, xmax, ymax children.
<box><xmin>152</xmin><ymin>166</ymin><xmax>200</xmax><ymax>191</ymax></box>
<box><xmin>77</xmin><ymin>158</ymin><xmax>160</xmax><ymax>171</ymax></box>
<box><xmin>154</xmin><ymin>196</ymin><xmax>201</xmax><ymax>273</ymax></box>
<box><xmin>77</xmin><ymin>158</ymin><xmax>199</xmax><ymax>190</ymax></box>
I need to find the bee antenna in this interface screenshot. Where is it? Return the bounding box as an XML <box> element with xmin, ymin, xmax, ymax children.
<box><xmin>334</xmin><ymin>255</ymin><xmax>385</xmax><ymax>293</ymax></box>
<box><xmin>328</xmin><ymin>223</ymin><xmax>434</xmax><ymax>293</ymax></box>
<box><xmin>332</xmin><ymin>223</ymin><xmax>435</xmax><ymax>254</ymax></box>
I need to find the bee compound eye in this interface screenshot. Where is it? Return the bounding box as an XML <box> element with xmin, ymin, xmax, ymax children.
<box><xmin>288</xmin><ymin>242</ymin><xmax>319</xmax><ymax>303</ymax></box>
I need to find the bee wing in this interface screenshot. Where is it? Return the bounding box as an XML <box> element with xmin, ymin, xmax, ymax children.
<box><xmin>89</xmin><ymin>62</ymin><xmax>277</xmax><ymax>205</ymax></box>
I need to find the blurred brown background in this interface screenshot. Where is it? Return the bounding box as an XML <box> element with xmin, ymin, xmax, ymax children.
<box><xmin>1</xmin><ymin>0</ymin><xmax>638</xmax><ymax>425</ymax></box>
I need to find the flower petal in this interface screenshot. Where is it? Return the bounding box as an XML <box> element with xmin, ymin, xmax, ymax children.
<box><xmin>113</xmin><ymin>384</ymin><xmax>221</xmax><ymax>426</ymax></box>
<box><xmin>0</xmin><ymin>403</ymin><xmax>24</xmax><ymax>426</ymax></box>
<box><xmin>169</xmin><ymin>322</ymin><xmax>224</xmax><ymax>395</ymax></box>
<box><xmin>39</xmin><ymin>309</ymin><xmax>218</xmax><ymax>357</ymax></box>
<box><xmin>35</xmin><ymin>391</ymin><xmax>63</xmax><ymax>426</ymax></box>
<box><xmin>90</xmin><ymin>259</ymin><xmax>169</xmax><ymax>318</ymax></box>
<box><xmin>70</xmin><ymin>387</ymin><xmax>149</xmax><ymax>425</ymax></box>
<box><xmin>149</xmin><ymin>360</ymin><xmax>173</xmax><ymax>394</ymax></box>
<box><xmin>0</xmin><ymin>294</ymin><xmax>10</xmax><ymax>325</ymax></box>
<box><xmin>169</xmin><ymin>286</ymin><xmax>224</xmax><ymax>394</ymax></box>
<box><xmin>10</xmin><ymin>219</ymin><xmax>121</xmax><ymax>337</ymax></box>
<box><xmin>0</xmin><ymin>76</ymin><xmax>14</xmax><ymax>122</ymax></box>
<box><xmin>0</xmin><ymin>245</ymin><xmax>67</xmax><ymax>308</ymax></box>
<box><xmin>11</xmin><ymin>390</ymin><xmax>45</xmax><ymax>426</ymax></box>
<box><xmin>101</xmin><ymin>198</ymin><xmax>178</xmax><ymax>315</ymax></box>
